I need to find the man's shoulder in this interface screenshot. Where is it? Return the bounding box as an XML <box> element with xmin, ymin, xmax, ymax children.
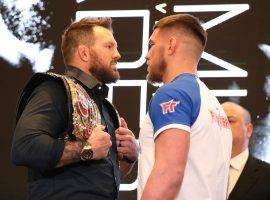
<box><xmin>156</xmin><ymin>76</ymin><xmax>199</xmax><ymax>97</ymax></box>
<box><xmin>245</xmin><ymin>155</ymin><xmax>270</xmax><ymax>175</ymax></box>
<box><xmin>27</xmin><ymin>73</ymin><xmax>67</xmax><ymax>97</ymax></box>
<box><xmin>24</xmin><ymin>72</ymin><xmax>65</xmax><ymax>90</ymax></box>
<box><xmin>16</xmin><ymin>73</ymin><xmax>67</xmax><ymax>123</ymax></box>
<box><xmin>250</xmin><ymin>156</ymin><xmax>270</xmax><ymax>169</ymax></box>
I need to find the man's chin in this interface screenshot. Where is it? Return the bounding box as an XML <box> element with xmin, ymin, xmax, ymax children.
<box><xmin>114</xmin><ymin>71</ymin><xmax>120</xmax><ymax>81</ymax></box>
<box><xmin>146</xmin><ymin>74</ymin><xmax>163</xmax><ymax>86</ymax></box>
<box><xmin>105</xmin><ymin>73</ymin><xmax>120</xmax><ymax>84</ymax></box>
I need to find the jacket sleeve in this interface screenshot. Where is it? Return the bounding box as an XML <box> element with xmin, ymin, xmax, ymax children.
<box><xmin>11</xmin><ymin>79</ymin><xmax>67</xmax><ymax>172</ymax></box>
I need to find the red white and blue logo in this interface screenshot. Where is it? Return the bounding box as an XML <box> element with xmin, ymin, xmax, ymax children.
<box><xmin>160</xmin><ymin>99</ymin><xmax>180</xmax><ymax>114</ymax></box>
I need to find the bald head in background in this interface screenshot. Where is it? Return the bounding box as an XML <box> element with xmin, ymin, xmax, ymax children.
<box><xmin>222</xmin><ymin>102</ymin><xmax>270</xmax><ymax>200</ymax></box>
<box><xmin>222</xmin><ymin>102</ymin><xmax>253</xmax><ymax>158</ymax></box>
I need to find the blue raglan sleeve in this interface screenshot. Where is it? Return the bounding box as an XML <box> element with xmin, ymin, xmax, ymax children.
<box><xmin>148</xmin><ymin>78</ymin><xmax>200</xmax><ymax>139</ymax></box>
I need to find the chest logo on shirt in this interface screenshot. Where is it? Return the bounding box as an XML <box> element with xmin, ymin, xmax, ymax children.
<box><xmin>160</xmin><ymin>99</ymin><xmax>180</xmax><ymax>114</ymax></box>
<box><xmin>209</xmin><ymin>109</ymin><xmax>230</xmax><ymax>130</ymax></box>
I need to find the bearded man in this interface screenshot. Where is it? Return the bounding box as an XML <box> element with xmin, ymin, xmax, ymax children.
<box><xmin>11</xmin><ymin>17</ymin><xmax>138</xmax><ymax>200</ymax></box>
<box><xmin>138</xmin><ymin>14</ymin><xmax>232</xmax><ymax>200</ymax></box>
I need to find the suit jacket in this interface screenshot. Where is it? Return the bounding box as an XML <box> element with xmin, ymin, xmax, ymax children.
<box><xmin>228</xmin><ymin>155</ymin><xmax>270</xmax><ymax>200</ymax></box>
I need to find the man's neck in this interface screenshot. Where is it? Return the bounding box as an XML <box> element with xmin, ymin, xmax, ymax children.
<box><xmin>163</xmin><ymin>65</ymin><xmax>197</xmax><ymax>84</ymax></box>
<box><xmin>231</xmin><ymin>146</ymin><xmax>249</xmax><ymax>158</ymax></box>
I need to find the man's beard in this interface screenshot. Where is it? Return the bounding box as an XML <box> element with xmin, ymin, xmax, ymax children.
<box><xmin>89</xmin><ymin>50</ymin><xmax>120</xmax><ymax>84</ymax></box>
<box><xmin>146</xmin><ymin>55</ymin><xmax>166</xmax><ymax>85</ymax></box>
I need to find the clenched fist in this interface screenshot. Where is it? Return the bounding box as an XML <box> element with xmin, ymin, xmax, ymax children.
<box><xmin>116</xmin><ymin>118</ymin><xmax>139</xmax><ymax>163</ymax></box>
<box><xmin>87</xmin><ymin>125</ymin><xmax>112</xmax><ymax>160</ymax></box>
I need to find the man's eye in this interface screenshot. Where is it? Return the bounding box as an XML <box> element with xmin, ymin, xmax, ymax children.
<box><xmin>148</xmin><ymin>43</ymin><xmax>154</xmax><ymax>49</ymax></box>
<box><xmin>228</xmin><ymin>119</ymin><xmax>235</xmax><ymax>124</ymax></box>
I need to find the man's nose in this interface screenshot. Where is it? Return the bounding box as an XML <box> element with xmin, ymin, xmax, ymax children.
<box><xmin>114</xmin><ymin>49</ymin><xmax>121</xmax><ymax>60</ymax></box>
<box><xmin>145</xmin><ymin>52</ymin><xmax>150</xmax><ymax>60</ymax></box>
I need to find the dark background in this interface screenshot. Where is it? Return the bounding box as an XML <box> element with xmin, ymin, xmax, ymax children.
<box><xmin>1</xmin><ymin>0</ymin><xmax>270</xmax><ymax>199</ymax></box>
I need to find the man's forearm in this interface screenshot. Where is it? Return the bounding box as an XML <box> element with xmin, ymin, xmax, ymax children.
<box><xmin>141</xmin><ymin>129</ymin><xmax>189</xmax><ymax>200</ymax></box>
<box><xmin>141</xmin><ymin>167</ymin><xmax>184</xmax><ymax>200</ymax></box>
<box><xmin>56</xmin><ymin>140</ymin><xmax>83</xmax><ymax>168</ymax></box>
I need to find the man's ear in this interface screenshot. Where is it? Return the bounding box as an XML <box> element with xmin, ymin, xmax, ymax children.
<box><xmin>168</xmin><ymin>37</ymin><xmax>177</xmax><ymax>55</ymax></box>
<box><xmin>78</xmin><ymin>45</ymin><xmax>90</xmax><ymax>62</ymax></box>
<box><xmin>246</xmin><ymin>123</ymin><xmax>253</xmax><ymax>139</ymax></box>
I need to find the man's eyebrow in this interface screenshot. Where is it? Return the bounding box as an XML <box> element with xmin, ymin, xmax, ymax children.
<box><xmin>105</xmin><ymin>41</ymin><xmax>118</xmax><ymax>47</ymax></box>
<box><xmin>227</xmin><ymin>116</ymin><xmax>237</xmax><ymax>120</ymax></box>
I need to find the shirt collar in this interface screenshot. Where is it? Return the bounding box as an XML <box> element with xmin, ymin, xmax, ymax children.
<box><xmin>230</xmin><ymin>148</ymin><xmax>249</xmax><ymax>171</ymax></box>
<box><xmin>171</xmin><ymin>73</ymin><xmax>197</xmax><ymax>83</ymax></box>
<box><xmin>65</xmin><ymin>65</ymin><xmax>109</xmax><ymax>99</ymax></box>
<box><xmin>65</xmin><ymin>65</ymin><xmax>99</xmax><ymax>89</ymax></box>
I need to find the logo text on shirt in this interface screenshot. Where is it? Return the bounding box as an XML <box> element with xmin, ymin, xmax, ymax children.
<box><xmin>209</xmin><ymin>109</ymin><xmax>230</xmax><ymax>129</ymax></box>
<box><xmin>160</xmin><ymin>99</ymin><xmax>180</xmax><ymax>114</ymax></box>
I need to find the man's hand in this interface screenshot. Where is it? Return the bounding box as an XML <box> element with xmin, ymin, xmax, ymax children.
<box><xmin>87</xmin><ymin>125</ymin><xmax>112</xmax><ymax>160</ymax></box>
<box><xmin>116</xmin><ymin>118</ymin><xmax>138</xmax><ymax>163</ymax></box>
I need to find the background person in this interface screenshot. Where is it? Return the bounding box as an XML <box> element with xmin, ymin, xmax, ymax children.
<box><xmin>222</xmin><ymin>102</ymin><xmax>270</xmax><ymax>200</ymax></box>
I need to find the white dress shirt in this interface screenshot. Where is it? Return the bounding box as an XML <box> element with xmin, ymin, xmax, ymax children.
<box><xmin>227</xmin><ymin>148</ymin><xmax>249</xmax><ymax>198</ymax></box>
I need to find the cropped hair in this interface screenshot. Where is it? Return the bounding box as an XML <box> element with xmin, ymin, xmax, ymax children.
<box><xmin>154</xmin><ymin>14</ymin><xmax>207</xmax><ymax>48</ymax></box>
<box><xmin>61</xmin><ymin>17</ymin><xmax>112</xmax><ymax>65</ymax></box>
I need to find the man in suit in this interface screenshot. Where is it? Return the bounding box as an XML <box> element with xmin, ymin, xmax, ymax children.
<box><xmin>222</xmin><ymin>102</ymin><xmax>270</xmax><ymax>200</ymax></box>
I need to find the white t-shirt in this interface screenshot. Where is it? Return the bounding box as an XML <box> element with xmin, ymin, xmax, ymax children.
<box><xmin>138</xmin><ymin>74</ymin><xmax>232</xmax><ymax>200</ymax></box>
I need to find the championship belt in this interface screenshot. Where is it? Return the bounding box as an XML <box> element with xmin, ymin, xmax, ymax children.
<box><xmin>47</xmin><ymin>72</ymin><xmax>101</xmax><ymax>142</ymax></box>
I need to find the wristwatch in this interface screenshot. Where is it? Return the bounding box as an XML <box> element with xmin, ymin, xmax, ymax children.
<box><xmin>81</xmin><ymin>143</ymin><xmax>94</xmax><ymax>161</ymax></box>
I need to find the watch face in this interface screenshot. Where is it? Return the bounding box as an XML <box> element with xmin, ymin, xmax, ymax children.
<box><xmin>81</xmin><ymin>148</ymin><xmax>93</xmax><ymax>160</ymax></box>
